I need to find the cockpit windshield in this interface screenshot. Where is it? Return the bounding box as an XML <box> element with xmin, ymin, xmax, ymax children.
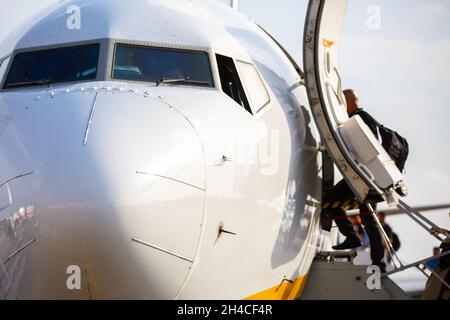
<box><xmin>112</xmin><ymin>44</ymin><xmax>213</xmax><ymax>87</ymax></box>
<box><xmin>3</xmin><ymin>44</ymin><xmax>100</xmax><ymax>89</ymax></box>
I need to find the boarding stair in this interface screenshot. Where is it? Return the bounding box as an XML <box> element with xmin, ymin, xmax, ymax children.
<box><xmin>301</xmin><ymin>200</ymin><xmax>449</xmax><ymax>300</ymax></box>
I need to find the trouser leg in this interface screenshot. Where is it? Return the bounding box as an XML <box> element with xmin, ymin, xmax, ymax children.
<box><xmin>360</xmin><ymin>204</ymin><xmax>385</xmax><ymax>263</ymax></box>
<box><xmin>322</xmin><ymin>180</ymin><xmax>357</xmax><ymax>238</ymax></box>
<box><xmin>325</xmin><ymin>207</ymin><xmax>356</xmax><ymax>238</ymax></box>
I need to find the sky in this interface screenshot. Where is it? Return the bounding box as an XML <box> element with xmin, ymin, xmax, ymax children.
<box><xmin>0</xmin><ymin>0</ymin><xmax>449</xmax><ymax>291</ymax></box>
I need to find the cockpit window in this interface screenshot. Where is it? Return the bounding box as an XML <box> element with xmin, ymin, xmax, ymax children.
<box><xmin>216</xmin><ymin>54</ymin><xmax>252</xmax><ymax>114</ymax></box>
<box><xmin>3</xmin><ymin>44</ymin><xmax>100</xmax><ymax>89</ymax></box>
<box><xmin>236</xmin><ymin>61</ymin><xmax>270</xmax><ymax>113</ymax></box>
<box><xmin>112</xmin><ymin>44</ymin><xmax>214</xmax><ymax>87</ymax></box>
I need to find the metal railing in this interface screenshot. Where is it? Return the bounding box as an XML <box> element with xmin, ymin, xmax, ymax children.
<box><xmin>364</xmin><ymin>202</ymin><xmax>450</xmax><ymax>291</ymax></box>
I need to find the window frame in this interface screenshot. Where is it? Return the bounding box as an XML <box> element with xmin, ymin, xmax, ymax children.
<box><xmin>0</xmin><ymin>38</ymin><xmax>220</xmax><ymax>92</ymax></box>
<box><xmin>1</xmin><ymin>39</ymin><xmax>107</xmax><ymax>91</ymax></box>
<box><xmin>215</xmin><ymin>53</ymin><xmax>254</xmax><ymax>115</ymax></box>
<box><xmin>0</xmin><ymin>54</ymin><xmax>11</xmax><ymax>87</ymax></box>
<box><xmin>110</xmin><ymin>42</ymin><xmax>215</xmax><ymax>88</ymax></box>
<box><xmin>235</xmin><ymin>59</ymin><xmax>272</xmax><ymax>115</ymax></box>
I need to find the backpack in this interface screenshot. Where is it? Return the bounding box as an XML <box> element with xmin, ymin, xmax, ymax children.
<box><xmin>377</xmin><ymin>125</ymin><xmax>409</xmax><ymax>172</ymax></box>
<box><xmin>354</xmin><ymin>109</ymin><xmax>409</xmax><ymax>172</ymax></box>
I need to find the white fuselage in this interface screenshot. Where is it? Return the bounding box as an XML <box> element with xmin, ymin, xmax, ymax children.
<box><xmin>0</xmin><ymin>0</ymin><xmax>322</xmax><ymax>299</ymax></box>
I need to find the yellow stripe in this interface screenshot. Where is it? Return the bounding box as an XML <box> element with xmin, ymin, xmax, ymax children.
<box><xmin>331</xmin><ymin>201</ymin><xmax>340</xmax><ymax>209</ymax></box>
<box><xmin>244</xmin><ymin>275</ymin><xmax>308</xmax><ymax>300</ymax></box>
<box><xmin>322</xmin><ymin>202</ymin><xmax>330</xmax><ymax>209</ymax></box>
<box><xmin>82</xmin><ymin>226</ymin><xmax>101</xmax><ymax>298</ymax></box>
<box><xmin>342</xmin><ymin>200</ymin><xmax>351</xmax><ymax>210</ymax></box>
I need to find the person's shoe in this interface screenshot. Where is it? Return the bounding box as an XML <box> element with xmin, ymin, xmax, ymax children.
<box><xmin>332</xmin><ymin>236</ymin><xmax>362</xmax><ymax>250</ymax></box>
<box><xmin>372</xmin><ymin>261</ymin><xmax>387</xmax><ymax>273</ymax></box>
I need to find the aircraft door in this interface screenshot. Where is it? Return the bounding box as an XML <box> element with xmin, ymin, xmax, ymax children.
<box><xmin>303</xmin><ymin>0</ymin><xmax>406</xmax><ymax>205</ymax></box>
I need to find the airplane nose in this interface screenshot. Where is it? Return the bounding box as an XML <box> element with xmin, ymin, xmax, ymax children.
<box><xmin>0</xmin><ymin>90</ymin><xmax>206</xmax><ymax>299</ymax></box>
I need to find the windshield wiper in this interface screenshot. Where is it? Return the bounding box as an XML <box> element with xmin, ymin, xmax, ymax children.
<box><xmin>156</xmin><ymin>77</ymin><xmax>210</xmax><ymax>87</ymax></box>
<box><xmin>5</xmin><ymin>79</ymin><xmax>53</xmax><ymax>89</ymax></box>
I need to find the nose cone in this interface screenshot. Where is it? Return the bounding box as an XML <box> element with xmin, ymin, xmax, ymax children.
<box><xmin>0</xmin><ymin>89</ymin><xmax>205</xmax><ymax>299</ymax></box>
